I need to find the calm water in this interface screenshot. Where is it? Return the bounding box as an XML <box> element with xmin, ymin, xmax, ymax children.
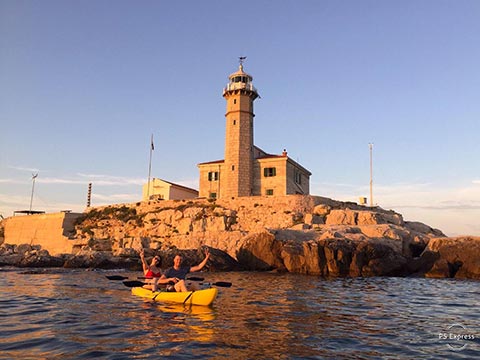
<box><xmin>0</xmin><ymin>268</ymin><xmax>478</xmax><ymax>359</ymax></box>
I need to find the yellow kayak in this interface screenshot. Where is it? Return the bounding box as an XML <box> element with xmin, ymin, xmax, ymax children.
<box><xmin>131</xmin><ymin>287</ymin><xmax>218</xmax><ymax>306</ymax></box>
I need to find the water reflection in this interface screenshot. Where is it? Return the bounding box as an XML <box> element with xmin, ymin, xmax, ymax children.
<box><xmin>0</xmin><ymin>268</ymin><xmax>478</xmax><ymax>359</ymax></box>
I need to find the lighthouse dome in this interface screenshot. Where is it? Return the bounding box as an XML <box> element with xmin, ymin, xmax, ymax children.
<box><xmin>223</xmin><ymin>58</ymin><xmax>258</xmax><ymax>95</ymax></box>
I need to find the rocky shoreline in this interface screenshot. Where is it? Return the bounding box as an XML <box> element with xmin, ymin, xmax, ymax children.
<box><xmin>1</xmin><ymin>195</ymin><xmax>479</xmax><ymax>280</ymax></box>
<box><xmin>1</xmin><ymin>235</ymin><xmax>479</xmax><ymax>280</ymax></box>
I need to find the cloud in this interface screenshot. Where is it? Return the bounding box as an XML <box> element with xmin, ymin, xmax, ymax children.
<box><xmin>0</xmin><ymin>174</ymin><xmax>145</xmax><ymax>187</ymax></box>
<box><xmin>38</xmin><ymin>177</ymin><xmax>86</xmax><ymax>185</ymax></box>
<box><xmin>311</xmin><ymin>180</ymin><xmax>480</xmax><ymax>236</ymax></box>
<box><xmin>77</xmin><ymin>173</ymin><xmax>145</xmax><ymax>186</ymax></box>
<box><xmin>92</xmin><ymin>193</ymin><xmax>140</xmax><ymax>202</ymax></box>
<box><xmin>312</xmin><ymin>181</ymin><xmax>480</xmax><ymax>212</ymax></box>
<box><xmin>8</xmin><ymin>165</ymin><xmax>41</xmax><ymax>173</ymax></box>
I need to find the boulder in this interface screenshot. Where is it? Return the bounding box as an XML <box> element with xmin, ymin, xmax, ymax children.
<box><xmin>281</xmin><ymin>240</ymin><xmax>326</xmax><ymax>275</ymax></box>
<box><xmin>405</xmin><ymin>221</ymin><xmax>445</xmax><ymax>237</ymax></box>
<box><xmin>237</xmin><ymin>232</ymin><xmax>285</xmax><ymax>271</ymax></box>
<box><xmin>321</xmin><ymin>238</ymin><xmax>356</xmax><ymax>276</ymax></box>
<box><xmin>422</xmin><ymin>237</ymin><xmax>480</xmax><ymax>279</ymax></box>
<box><xmin>156</xmin><ymin>246</ymin><xmax>241</xmax><ymax>272</ymax></box>
<box><xmin>325</xmin><ymin>209</ymin><xmax>357</xmax><ymax>225</ymax></box>
<box><xmin>351</xmin><ymin>240</ymin><xmax>408</xmax><ymax>276</ymax></box>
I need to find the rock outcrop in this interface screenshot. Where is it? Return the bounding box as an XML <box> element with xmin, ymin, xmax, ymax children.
<box><xmin>1</xmin><ymin>195</ymin><xmax>479</xmax><ymax>280</ymax></box>
<box><xmin>421</xmin><ymin>236</ymin><xmax>480</xmax><ymax>279</ymax></box>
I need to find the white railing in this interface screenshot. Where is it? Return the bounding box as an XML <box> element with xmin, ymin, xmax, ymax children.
<box><xmin>223</xmin><ymin>82</ymin><xmax>257</xmax><ymax>93</ymax></box>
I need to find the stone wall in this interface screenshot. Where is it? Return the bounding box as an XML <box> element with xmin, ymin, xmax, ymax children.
<box><xmin>4</xmin><ymin>212</ymin><xmax>82</xmax><ymax>255</ymax></box>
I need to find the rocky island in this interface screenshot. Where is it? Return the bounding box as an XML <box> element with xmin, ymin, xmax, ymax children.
<box><xmin>1</xmin><ymin>195</ymin><xmax>478</xmax><ymax>280</ymax></box>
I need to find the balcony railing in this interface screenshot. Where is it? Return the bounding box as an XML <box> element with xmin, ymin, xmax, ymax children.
<box><xmin>223</xmin><ymin>82</ymin><xmax>257</xmax><ymax>94</ymax></box>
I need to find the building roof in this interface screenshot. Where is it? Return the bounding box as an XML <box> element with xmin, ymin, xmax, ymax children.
<box><xmin>197</xmin><ymin>159</ymin><xmax>225</xmax><ymax>166</ymax></box>
<box><xmin>154</xmin><ymin>178</ymin><xmax>198</xmax><ymax>193</ymax></box>
<box><xmin>198</xmin><ymin>154</ymin><xmax>311</xmax><ymax>175</ymax></box>
<box><xmin>256</xmin><ymin>155</ymin><xmax>312</xmax><ymax>175</ymax></box>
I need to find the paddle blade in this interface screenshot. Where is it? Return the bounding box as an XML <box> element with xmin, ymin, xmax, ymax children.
<box><xmin>106</xmin><ymin>275</ymin><xmax>128</xmax><ymax>280</ymax></box>
<box><xmin>123</xmin><ymin>280</ymin><xmax>145</xmax><ymax>288</ymax></box>
<box><xmin>212</xmin><ymin>281</ymin><xmax>232</xmax><ymax>288</ymax></box>
<box><xmin>186</xmin><ymin>276</ymin><xmax>204</xmax><ymax>282</ymax></box>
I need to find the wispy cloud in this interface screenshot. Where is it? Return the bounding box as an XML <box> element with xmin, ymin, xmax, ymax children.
<box><xmin>8</xmin><ymin>165</ymin><xmax>41</xmax><ymax>173</ymax></box>
<box><xmin>77</xmin><ymin>173</ymin><xmax>145</xmax><ymax>186</ymax></box>
<box><xmin>315</xmin><ymin>180</ymin><xmax>480</xmax><ymax>236</ymax></box>
<box><xmin>0</xmin><ymin>174</ymin><xmax>145</xmax><ymax>187</ymax></box>
<box><xmin>92</xmin><ymin>193</ymin><xmax>140</xmax><ymax>202</ymax></box>
<box><xmin>312</xmin><ymin>181</ymin><xmax>480</xmax><ymax>212</ymax></box>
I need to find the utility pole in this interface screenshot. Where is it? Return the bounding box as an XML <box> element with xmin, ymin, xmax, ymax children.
<box><xmin>29</xmin><ymin>173</ymin><xmax>38</xmax><ymax>212</ymax></box>
<box><xmin>369</xmin><ymin>143</ymin><xmax>373</xmax><ymax>207</ymax></box>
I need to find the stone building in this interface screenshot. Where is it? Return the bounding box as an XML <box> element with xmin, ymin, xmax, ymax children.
<box><xmin>198</xmin><ymin>61</ymin><xmax>311</xmax><ymax>199</ymax></box>
<box><xmin>142</xmin><ymin>178</ymin><xmax>198</xmax><ymax>201</ymax></box>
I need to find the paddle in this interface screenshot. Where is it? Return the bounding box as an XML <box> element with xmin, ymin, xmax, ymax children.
<box><xmin>122</xmin><ymin>280</ymin><xmax>232</xmax><ymax>288</ymax></box>
<box><xmin>108</xmin><ymin>275</ymin><xmax>206</xmax><ymax>281</ymax></box>
<box><xmin>106</xmin><ymin>275</ymin><xmax>129</xmax><ymax>280</ymax></box>
<box><xmin>123</xmin><ymin>280</ymin><xmax>146</xmax><ymax>287</ymax></box>
<box><xmin>139</xmin><ymin>276</ymin><xmax>205</xmax><ymax>282</ymax></box>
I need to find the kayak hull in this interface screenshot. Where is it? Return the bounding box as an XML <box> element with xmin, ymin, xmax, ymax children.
<box><xmin>131</xmin><ymin>287</ymin><xmax>218</xmax><ymax>306</ymax></box>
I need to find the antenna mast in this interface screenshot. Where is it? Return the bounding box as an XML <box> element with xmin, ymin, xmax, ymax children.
<box><xmin>369</xmin><ymin>143</ymin><xmax>373</xmax><ymax>207</ymax></box>
<box><xmin>147</xmin><ymin>134</ymin><xmax>154</xmax><ymax>199</ymax></box>
<box><xmin>29</xmin><ymin>173</ymin><xmax>38</xmax><ymax>212</ymax></box>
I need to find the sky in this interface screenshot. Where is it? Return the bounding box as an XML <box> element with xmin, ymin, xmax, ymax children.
<box><xmin>1</xmin><ymin>0</ymin><xmax>479</xmax><ymax>236</ymax></box>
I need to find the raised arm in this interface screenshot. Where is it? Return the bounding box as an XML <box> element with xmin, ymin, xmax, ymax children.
<box><xmin>139</xmin><ymin>249</ymin><xmax>149</xmax><ymax>275</ymax></box>
<box><xmin>190</xmin><ymin>248</ymin><xmax>210</xmax><ymax>273</ymax></box>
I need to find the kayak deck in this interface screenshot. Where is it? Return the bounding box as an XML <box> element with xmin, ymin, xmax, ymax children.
<box><xmin>131</xmin><ymin>286</ymin><xmax>218</xmax><ymax>306</ymax></box>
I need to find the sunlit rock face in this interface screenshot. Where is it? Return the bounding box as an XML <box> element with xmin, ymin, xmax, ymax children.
<box><xmin>2</xmin><ymin>195</ymin><xmax>478</xmax><ymax>279</ymax></box>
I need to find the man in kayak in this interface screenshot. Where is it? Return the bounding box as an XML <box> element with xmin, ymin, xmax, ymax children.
<box><xmin>161</xmin><ymin>247</ymin><xmax>210</xmax><ymax>292</ymax></box>
<box><xmin>139</xmin><ymin>249</ymin><xmax>184</xmax><ymax>292</ymax></box>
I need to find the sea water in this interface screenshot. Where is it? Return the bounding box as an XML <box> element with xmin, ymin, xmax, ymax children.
<box><xmin>0</xmin><ymin>268</ymin><xmax>478</xmax><ymax>359</ymax></box>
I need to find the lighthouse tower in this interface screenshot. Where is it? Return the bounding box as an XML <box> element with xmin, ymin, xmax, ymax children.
<box><xmin>222</xmin><ymin>58</ymin><xmax>259</xmax><ymax>198</ymax></box>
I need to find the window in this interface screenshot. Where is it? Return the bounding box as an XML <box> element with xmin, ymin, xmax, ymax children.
<box><xmin>233</xmin><ymin>120</ymin><xmax>236</xmax><ymax>125</ymax></box>
<box><xmin>266</xmin><ymin>189</ymin><xmax>274</xmax><ymax>196</ymax></box>
<box><xmin>209</xmin><ymin>192</ymin><xmax>217</xmax><ymax>199</ymax></box>
<box><xmin>295</xmin><ymin>171</ymin><xmax>302</xmax><ymax>184</ymax></box>
<box><xmin>208</xmin><ymin>171</ymin><xmax>219</xmax><ymax>181</ymax></box>
<box><xmin>264</xmin><ymin>167</ymin><xmax>276</xmax><ymax>177</ymax></box>
<box><xmin>233</xmin><ymin>99</ymin><xmax>237</xmax><ymax>104</ymax></box>
<box><xmin>232</xmin><ymin>165</ymin><xmax>235</xmax><ymax>171</ymax></box>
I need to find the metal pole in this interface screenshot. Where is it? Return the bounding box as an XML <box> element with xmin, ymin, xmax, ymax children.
<box><xmin>369</xmin><ymin>143</ymin><xmax>373</xmax><ymax>207</ymax></box>
<box><xmin>87</xmin><ymin>182</ymin><xmax>92</xmax><ymax>207</ymax></box>
<box><xmin>29</xmin><ymin>173</ymin><xmax>38</xmax><ymax>212</ymax></box>
<box><xmin>147</xmin><ymin>134</ymin><xmax>154</xmax><ymax>199</ymax></box>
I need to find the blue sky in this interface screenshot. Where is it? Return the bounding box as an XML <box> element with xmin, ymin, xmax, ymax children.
<box><xmin>1</xmin><ymin>0</ymin><xmax>479</xmax><ymax>236</ymax></box>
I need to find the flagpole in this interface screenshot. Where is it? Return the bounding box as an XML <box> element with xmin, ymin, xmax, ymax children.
<box><xmin>147</xmin><ymin>134</ymin><xmax>154</xmax><ymax>199</ymax></box>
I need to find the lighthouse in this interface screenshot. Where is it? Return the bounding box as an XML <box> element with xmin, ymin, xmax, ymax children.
<box><xmin>198</xmin><ymin>59</ymin><xmax>311</xmax><ymax>200</ymax></box>
<box><xmin>222</xmin><ymin>57</ymin><xmax>259</xmax><ymax>198</ymax></box>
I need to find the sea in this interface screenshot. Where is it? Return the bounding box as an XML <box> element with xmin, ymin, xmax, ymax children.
<box><xmin>0</xmin><ymin>268</ymin><xmax>478</xmax><ymax>359</ymax></box>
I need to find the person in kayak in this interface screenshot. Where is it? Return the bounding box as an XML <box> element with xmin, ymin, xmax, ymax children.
<box><xmin>161</xmin><ymin>247</ymin><xmax>210</xmax><ymax>292</ymax></box>
<box><xmin>139</xmin><ymin>249</ymin><xmax>184</xmax><ymax>292</ymax></box>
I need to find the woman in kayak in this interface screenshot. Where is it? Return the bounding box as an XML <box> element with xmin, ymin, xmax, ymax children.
<box><xmin>161</xmin><ymin>247</ymin><xmax>210</xmax><ymax>292</ymax></box>
<box><xmin>139</xmin><ymin>249</ymin><xmax>186</xmax><ymax>292</ymax></box>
